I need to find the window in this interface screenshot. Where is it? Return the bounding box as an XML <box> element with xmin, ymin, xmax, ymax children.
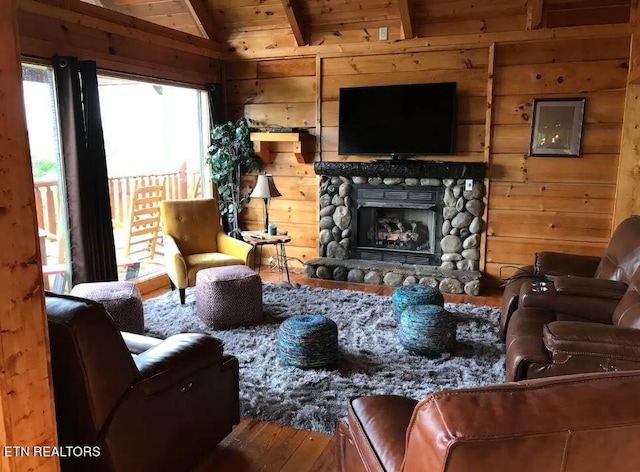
<box><xmin>97</xmin><ymin>76</ymin><xmax>210</xmax><ymax>280</ymax></box>
<box><xmin>22</xmin><ymin>63</ymin><xmax>70</xmax><ymax>293</ymax></box>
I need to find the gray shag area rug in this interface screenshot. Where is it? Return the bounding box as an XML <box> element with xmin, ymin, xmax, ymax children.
<box><xmin>143</xmin><ymin>283</ymin><xmax>505</xmax><ymax>434</ymax></box>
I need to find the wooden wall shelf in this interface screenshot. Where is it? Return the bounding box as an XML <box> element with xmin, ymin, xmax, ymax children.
<box><xmin>250</xmin><ymin>132</ymin><xmax>314</xmax><ymax>164</ymax></box>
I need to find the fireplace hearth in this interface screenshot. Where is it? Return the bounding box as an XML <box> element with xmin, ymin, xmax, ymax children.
<box><xmin>305</xmin><ymin>161</ymin><xmax>486</xmax><ymax>295</ymax></box>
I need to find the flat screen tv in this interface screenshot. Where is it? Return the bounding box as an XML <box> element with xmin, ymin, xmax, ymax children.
<box><xmin>338</xmin><ymin>82</ymin><xmax>457</xmax><ymax>156</ymax></box>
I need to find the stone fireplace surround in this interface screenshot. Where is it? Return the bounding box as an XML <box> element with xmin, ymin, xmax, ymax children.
<box><xmin>303</xmin><ymin>160</ymin><xmax>486</xmax><ymax>296</ymax></box>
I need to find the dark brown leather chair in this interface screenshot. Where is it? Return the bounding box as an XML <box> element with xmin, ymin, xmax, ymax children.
<box><xmin>499</xmin><ymin>215</ymin><xmax>640</xmax><ymax>340</ymax></box>
<box><xmin>337</xmin><ymin>370</ymin><xmax>640</xmax><ymax>472</ymax></box>
<box><xmin>505</xmin><ymin>267</ymin><xmax>640</xmax><ymax>382</ymax></box>
<box><xmin>46</xmin><ymin>292</ymin><xmax>240</xmax><ymax>472</ymax></box>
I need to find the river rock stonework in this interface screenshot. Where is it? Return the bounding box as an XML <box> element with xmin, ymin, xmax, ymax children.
<box><xmin>304</xmin><ymin>162</ymin><xmax>485</xmax><ymax>296</ymax></box>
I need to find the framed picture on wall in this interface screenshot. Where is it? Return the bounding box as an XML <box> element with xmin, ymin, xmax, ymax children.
<box><xmin>529</xmin><ymin>98</ymin><xmax>586</xmax><ymax>157</ymax></box>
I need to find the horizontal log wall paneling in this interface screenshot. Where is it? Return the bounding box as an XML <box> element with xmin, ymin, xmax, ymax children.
<box><xmin>219</xmin><ymin>2</ymin><xmax>634</xmax><ymax>290</ymax></box>
<box><xmin>213</xmin><ymin>0</ymin><xmax>633</xmax><ymax>60</ymax></box>
<box><xmin>486</xmin><ymin>36</ymin><xmax>630</xmax><ymax>283</ymax></box>
<box><xmin>320</xmin><ymin>47</ymin><xmax>489</xmax><ymax>165</ymax></box>
<box><xmin>227</xmin><ymin>58</ymin><xmax>318</xmax><ymax>266</ymax></box>
<box><xmin>18</xmin><ymin>0</ymin><xmax>222</xmax><ymax>85</ymax></box>
<box><xmin>545</xmin><ymin>0</ymin><xmax>632</xmax><ymax>28</ymax></box>
<box><xmin>412</xmin><ymin>0</ymin><xmax>528</xmax><ymax>38</ymax></box>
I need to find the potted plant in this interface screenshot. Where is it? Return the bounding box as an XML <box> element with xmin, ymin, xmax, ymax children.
<box><xmin>207</xmin><ymin>117</ymin><xmax>263</xmax><ymax>236</ymax></box>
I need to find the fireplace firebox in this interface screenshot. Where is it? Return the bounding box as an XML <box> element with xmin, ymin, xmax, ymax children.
<box><xmin>351</xmin><ymin>185</ymin><xmax>443</xmax><ymax>265</ymax></box>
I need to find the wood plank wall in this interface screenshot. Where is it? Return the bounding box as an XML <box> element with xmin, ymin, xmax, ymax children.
<box><xmin>318</xmin><ymin>48</ymin><xmax>489</xmax><ymax>164</ymax></box>
<box><xmin>13</xmin><ymin>0</ymin><xmax>636</xmax><ymax>287</ymax></box>
<box><xmin>227</xmin><ymin>35</ymin><xmax>631</xmax><ymax>286</ymax></box>
<box><xmin>228</xmin><ymin>48</ymin><xmax>489</xmax><ymax>270</ymax></box>
<box><xmin>486</xmin><ymin>36</ymin><xmax>629</xmax><ymax>281</ymax></box>
<box><xmin>226</xmin><ymin>58</ymin><xmax>319</xmax><ymax>268</ymax></box>
<box><xmin>17</xmin><ymin>0</ymin><xmax>223</xmax><ymax>85</ymax></box>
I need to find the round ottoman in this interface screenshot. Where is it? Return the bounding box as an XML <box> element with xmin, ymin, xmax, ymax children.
<box><xmin>195</xmin><ymin>265</ymin><xmax>263</xmax><ymax>330</ymax></box>
<box><xmin>391</xmin><ymin>284</ymin><xmax>444</xmax><ymax>320</ymax></box>
<box><xmin>399</xmin><ymin>305</ymin><xmax>456</xmax><ymax>358</ymax></box>
<box><xmin>279</xmin><ymin>314</ymin><xmax>338</xmax><ymax>368</ymax></box>
<box><xmin>70</xmin><ymin>281</ymin><xmax>144</xmax><ymax>334</ymax></box>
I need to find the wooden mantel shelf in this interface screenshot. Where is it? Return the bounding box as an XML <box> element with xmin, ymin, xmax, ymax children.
<box><xmin>250</xmin><ymin>132</ymin><xmax>314</xmax><ymax>164</ymax></box>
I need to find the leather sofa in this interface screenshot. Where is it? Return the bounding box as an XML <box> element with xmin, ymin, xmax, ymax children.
<box><xmin>160</xmin><ymin>198</ymin><xmax>255</xmax><ymax>304</ymax></box>
<box><xmin>499</xmin><ymin>215</ymin><xmax>640</xmax><ymax>340</ymax></box>
<box><xmin>336</xmin><ymin>370</ymin><xmax>640</xmax><ymax>472</ymax></box>
<box><xmin>46</xmin><ymin>292</ymin><xmax>240</xmax><ymax>472</ymax></box>
<box><xmin>505</xmin><ymin>266</ymin><xmax>640</xmax><ymax>382</ymax></box>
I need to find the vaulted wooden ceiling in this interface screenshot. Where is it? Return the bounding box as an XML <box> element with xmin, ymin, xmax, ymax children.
<box><xmin>82</xmin><ymin>0</ymin><xmax>632</xmax><ymax>48</ymax></box>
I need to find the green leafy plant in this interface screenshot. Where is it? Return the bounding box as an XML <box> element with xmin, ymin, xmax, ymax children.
<box><xmin>207</xmin><ymin>118</ymin><xmax>263</xmax><ymax>236</ymax></box>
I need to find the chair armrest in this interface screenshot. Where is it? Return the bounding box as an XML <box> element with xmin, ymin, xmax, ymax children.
<box><xmin>499</xmin><ymin>265</ymin><xmax>536</xmax><ymax>340</ymax></box>
<box><xmin>544</xmin><ymin>321</ymin><xmax>640</xmax><ymax>361</ymax></box>
<box><xmin>554</xmin><ymin>276</ymin><xmax>627</xmax><ymax>300</ymax></box>
<box><xmin>122</xmin><ymin>331</ymin><xmax>163</xmax><ymax>355</ymax></box>
<box><xmin>217</xmin><ymin>233</ymin><xmax>254</xmax><ymax>265</ymax></box>
<box><xmin>163</xmin><ymin>235</ymin><xmax>188</xmax><ymax>287</ymax></box>
<box><xmin>133</xmin><ymin>333</ymin><xmax>224</xmax><ymax>396</ymax></box>
<box><xmin>535</xmin><ymin>252</ymin><xmax>601</xmax><ymax>277</ymax></box>
<box><xmin>520</xmin><ymin>289</ymin><xmax>618</xmax><ymax>324</ymax></box>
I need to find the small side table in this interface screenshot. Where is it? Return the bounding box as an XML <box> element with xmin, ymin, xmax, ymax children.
<box><xmin>241</xmin><ymin>231</ymin><xmax>292</xmax><ymax>282</ymax></box>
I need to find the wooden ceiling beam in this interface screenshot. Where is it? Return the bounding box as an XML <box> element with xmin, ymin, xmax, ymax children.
<box><xmin>398</xmin><ymin>0</ymin><xmax>415</xmax><ymax>39</ymax></box>
<box><xmin>526</xmin><ymin>0</ymin><xmax>544</xmax><ymax>30</ymax></box>
<box><xmin>280</xmin><ymin>0</ymin><xmax>306</xmax><ymax>47</ymax></box>
<box><xmin>184</xmin><ymin>0</ymin><xmax>218</xmax><ymax>41</ymax></box>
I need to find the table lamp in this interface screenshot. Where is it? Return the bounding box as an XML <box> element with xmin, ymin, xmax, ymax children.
<box><xmin>250</xmin><ymin>173</ymin><xmax>282</xmax><ymax>233</ymax></box>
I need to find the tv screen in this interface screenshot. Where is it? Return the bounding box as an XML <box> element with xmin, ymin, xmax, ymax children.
<box><xmin>338</xmin><ymin>82</ymin><xmax>457</xmax><ymax>156</ymax></box>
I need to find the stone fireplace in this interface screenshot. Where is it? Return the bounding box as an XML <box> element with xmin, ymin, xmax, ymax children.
<box><xmin>303</xmin><ymin>160</ymin><xmax>486</xmax><ymax>295</ymax></box>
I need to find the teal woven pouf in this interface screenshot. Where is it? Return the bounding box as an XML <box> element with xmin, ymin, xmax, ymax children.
<box><xmin>278</xmin><ymin>314</ymin><xmax>339</xmax><ymax>368</ymax></box>
<box><xmin>391</xmin><ymin>284</ymin><xmax>444</xmax><ymax>320</ymax></box>
<box><xmin>399</xmin><ymin>305</ymin><xmax>456</xmax><ymax>358</ymax></box>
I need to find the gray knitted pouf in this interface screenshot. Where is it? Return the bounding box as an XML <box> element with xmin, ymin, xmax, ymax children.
<box><xmin>399</xmin><ymin>304</ymin><xmax>456</xmax><ymax>358</ymax></box>
<box><xmin>195</xmin><ymin>265</ymin><xmax>263</xmax><ymax>330</ymax></box>
<box><xmin>391</xmin><ymin>284</ymin><xmax>445</xmax><ymax>320</ymax></box>
<box><xmin>70</xmin><ymin>281</ymin><xmax>144</xmax><ymax>334</ymax></box>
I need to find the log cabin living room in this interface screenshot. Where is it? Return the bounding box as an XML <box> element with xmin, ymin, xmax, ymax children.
<box><xmin>4</xmin><ymin>0</ymin><xmax>640</xmax><ymax>471</ymax></box>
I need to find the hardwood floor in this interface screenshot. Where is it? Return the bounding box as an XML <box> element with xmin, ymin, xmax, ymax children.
<box><xmin>146</xmin><ymin>268</ymin><xmax>503</xmax><ymax>472</ymax></box>
<box><xmin>194</xmin><ymin>418</ymin><xmax>335</xmax><ymax>472</ymax></box>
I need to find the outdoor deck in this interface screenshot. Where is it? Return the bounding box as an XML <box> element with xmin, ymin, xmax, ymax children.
<box><xmin>36</xmin><ymin>164</ymin><xmax>203</xmax><ymax>290</ymax></box>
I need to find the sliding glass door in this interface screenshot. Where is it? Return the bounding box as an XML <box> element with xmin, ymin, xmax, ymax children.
<box><xmin>22</xmin><ymin>64</ymin><xmax>211</xmax><ymax>287</ymax></box>
<box><xmin>22</xmin><ymin>63</ymin><xmax>70</xmax><ymax>293</ymax></box>
<box><xmin>98</xmin><ymin>76</ymin><xmax>210</xmax><ymax>280</ymax></box>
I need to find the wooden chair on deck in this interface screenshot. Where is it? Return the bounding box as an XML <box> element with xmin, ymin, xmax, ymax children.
<box><xmin>123</xmin><ymin>182</ymin><xmax>165</xmax><ymax>261</ymax></box>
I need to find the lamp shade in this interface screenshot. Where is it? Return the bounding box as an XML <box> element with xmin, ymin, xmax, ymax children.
<box><xmin>250</xmin><ymin>174</ymin><xmax>282</xmax><ymax>199</ymax></box>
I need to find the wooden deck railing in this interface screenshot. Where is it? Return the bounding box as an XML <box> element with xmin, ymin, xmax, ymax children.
<box><xmin>34</xmin><ymin>162</ymin><xmax>203</xmax><ymax>239</ymax></box>
<box><xmin>34</xmin><ymin>179</ymin><xmax>62</xmax><ymax>239</ymax></box>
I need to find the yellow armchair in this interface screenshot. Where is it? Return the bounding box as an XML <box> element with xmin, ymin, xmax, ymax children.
<box><xmin>159</xmin><ymin>198</ymin><xmax>254</xmax><ymax>304</ymax></box>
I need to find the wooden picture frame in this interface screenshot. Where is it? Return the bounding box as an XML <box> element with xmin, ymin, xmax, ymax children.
<box><xmin>528</xmin><ymin>98</ymin><xmax>586</xmax><ymax>157</ymax></box>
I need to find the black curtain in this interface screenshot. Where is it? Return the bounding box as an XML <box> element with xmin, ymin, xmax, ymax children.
<box><xmin>207</xmin><ymin>83</ymin><xmax>225</xmax><ymax>126</ymax></box>
<box><xmin>53</xmin><ymin>57</ymin><xmax>118</xmax><ymax>284</ymax></box>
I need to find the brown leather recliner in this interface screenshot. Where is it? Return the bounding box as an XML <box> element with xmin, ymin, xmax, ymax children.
<box><xmin>505</xmin><ymin>267</ymin><xmax>640</xmax><ymax>382</ymax></box>
<box><xmin>499</xmin><ymin>215</ymin><xmax>640</xmax><ymax>340</ymax></box>
<box><xmin>46</xmin><ymin>292</ymin><xmax>240</xmax><ymax>472</ymax></box>
<box><xmin>337</xmin><ymin>370</ymin><xmax>640</xmax><ymax>472</ymax></box>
